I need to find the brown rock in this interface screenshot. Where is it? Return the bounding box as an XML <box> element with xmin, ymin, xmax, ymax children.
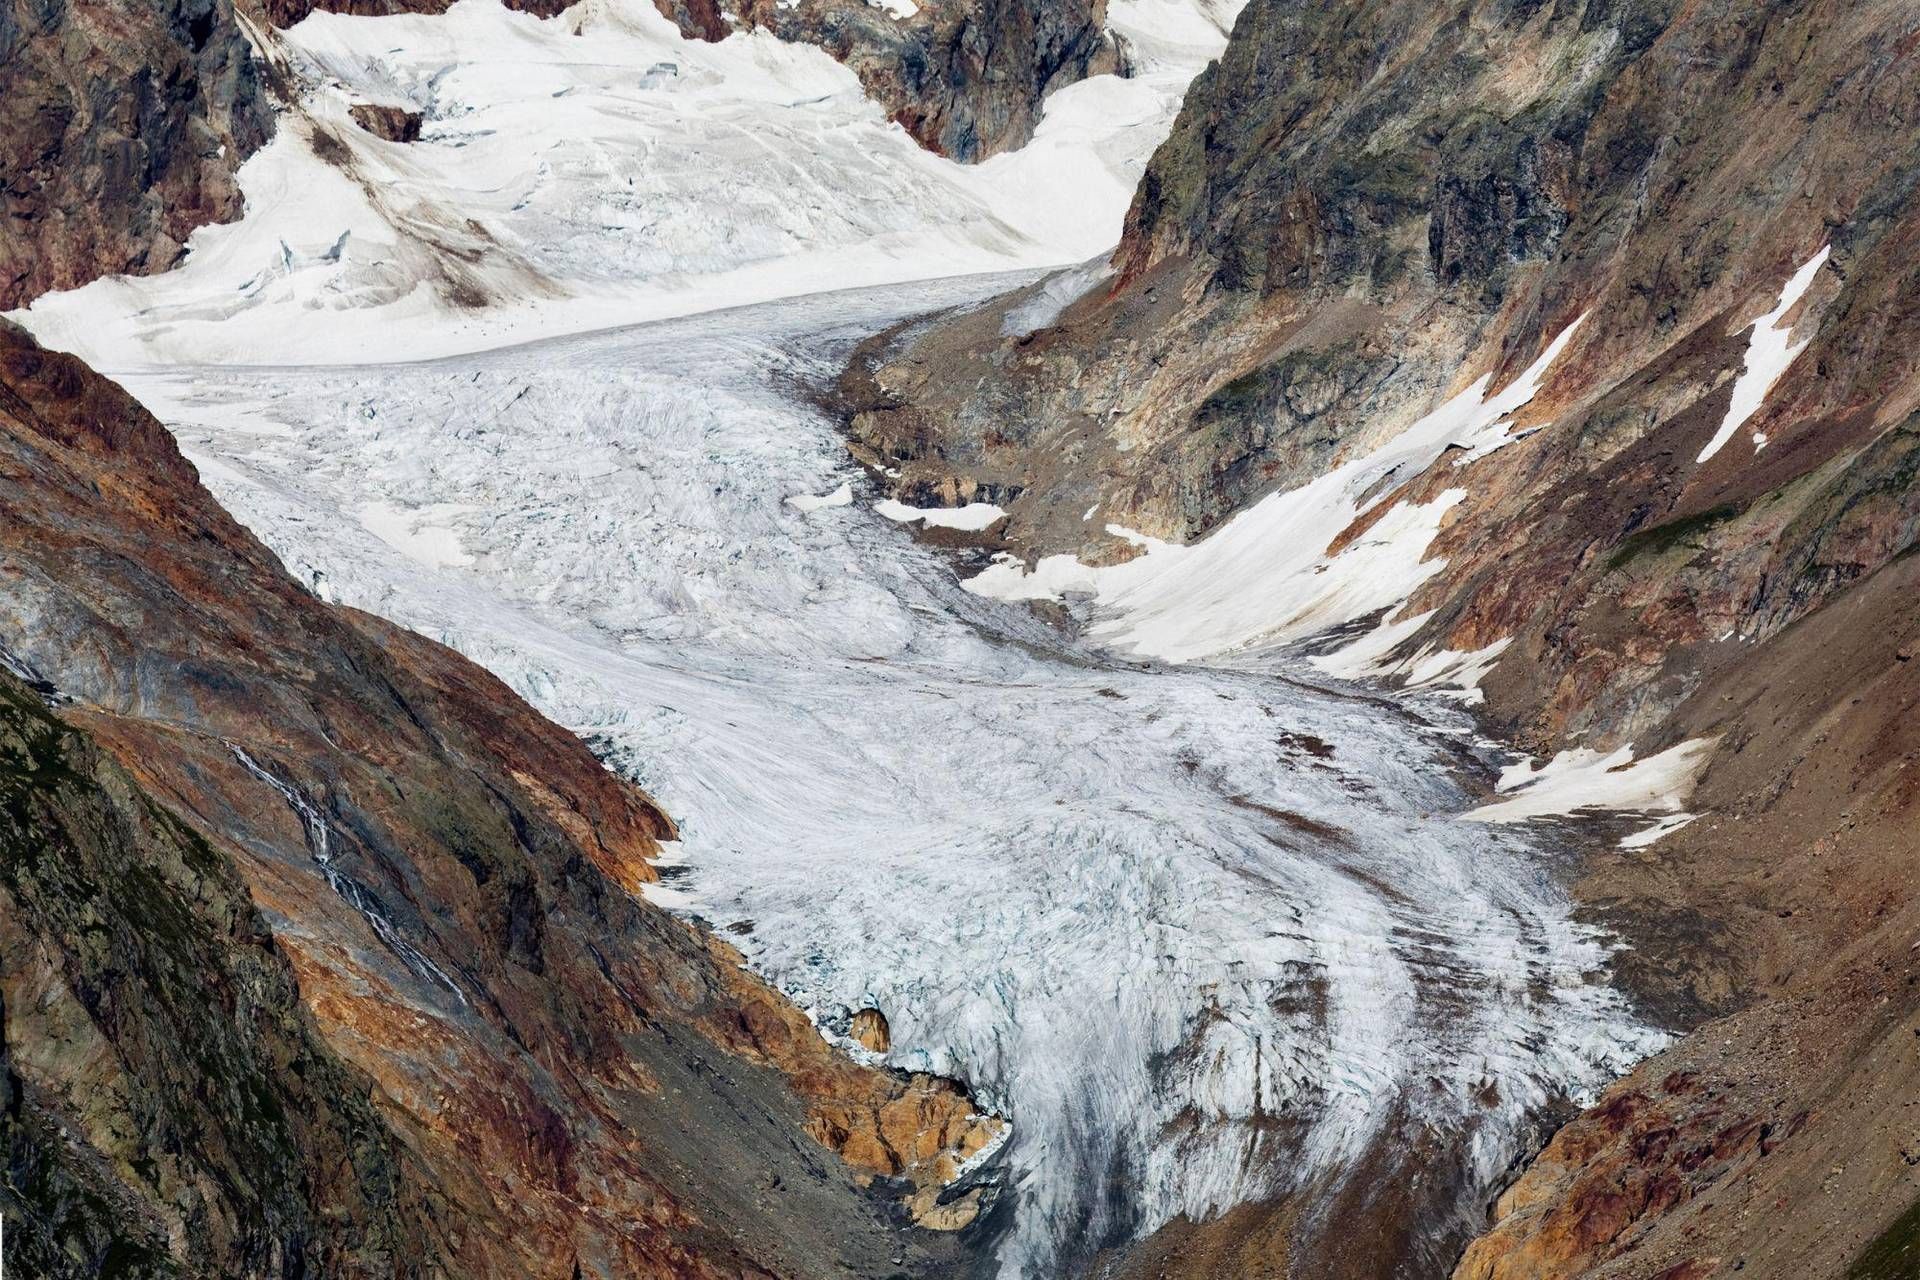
<box><xmin>349</xmin><ymin>102</ymin><xmax>425</xmax><ymax>142</ymax></box>
<box><xmin>851</xmin><ymin>1006</ymin><xmax>892</xmax><ymax>1054</ymax></box>
<box><xmin>0</xmin><ymin>0</ymin><xmax>271</xmax><ymax>309</ymax></box>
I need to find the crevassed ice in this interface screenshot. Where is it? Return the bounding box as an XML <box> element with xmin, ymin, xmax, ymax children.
<box><xmin>121</xmin><ymin>282</ymin><xmax>1662</xmax><ymax>1276</ymax></box>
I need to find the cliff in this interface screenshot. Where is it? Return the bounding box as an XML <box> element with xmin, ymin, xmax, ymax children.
<box><xmin>0</xmin><ymin>0</ymin><xmax>271</xmax><ymax>308</ymax></box>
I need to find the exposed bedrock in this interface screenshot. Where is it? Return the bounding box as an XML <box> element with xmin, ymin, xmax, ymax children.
<box><xmin>0</xmin><ymin>0</ymin><xmax>272</xmax><ymax>308</ymax></box>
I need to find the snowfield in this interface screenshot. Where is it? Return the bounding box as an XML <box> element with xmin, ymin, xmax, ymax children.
<box><xmin>15</xmin><ymin>0</ymin><xmax>1231</xmax><ymax>367</ymax></box>
<box><xmin>117</xmin><ymin>283</ymin><xmax>1662</xmax><ymax>1274</ymax></box>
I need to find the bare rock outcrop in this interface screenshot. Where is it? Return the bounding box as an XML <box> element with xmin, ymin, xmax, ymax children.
<box><xmin>0</xmin><ymin>0</ymin><xmax>271</xmax><ymax>308</ymax></box>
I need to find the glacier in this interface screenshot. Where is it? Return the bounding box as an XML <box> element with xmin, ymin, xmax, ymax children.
<box><xmin>11</xmin><ymin>0</ymin><xmax>1669</xmax><ymax>1268</ymax></box>
<box><xmin>116</xmin><ymin>281</ymin><xmax>1663</xmax><ymax>1274</ymax></box>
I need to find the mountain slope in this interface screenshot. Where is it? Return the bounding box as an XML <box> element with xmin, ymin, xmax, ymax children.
<box><xmin>0</xmin><ymin>0</ymin><xmax>270</xmax><ymax>307</ymax></box>
<box><xmin>840</xmin><ymin>0</ymin><xmax>1920</xmax><ymax>1274</ymax></box>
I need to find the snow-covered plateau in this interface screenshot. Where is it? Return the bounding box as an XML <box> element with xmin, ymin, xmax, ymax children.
<box><xmin>14</xmin><ymin>0</ymin><xmax>1678</xmax><ymax>1271</ymax></box>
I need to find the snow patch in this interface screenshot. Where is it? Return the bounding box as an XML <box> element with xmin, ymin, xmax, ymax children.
<box><xmin>786</xmin><ymin>482</ymin><xmax>853</xmax><ymax>512</ymax></box>
<box><xmin>1619</xmin><ymin>813</ymin><xmax>1700</xmax><ymax>850</ymax></box>
<box><xmin>1465</xmin><ymin>739</ymin><xmax>1718</xmax><ymax>824</ymax></box>
<box><xmin>969</xmin><ymin>317</ymin><xmax>1585</xmax><ymax>664</ymax></box>
<box><xmin>1696</xmin><ymin>246</ymin><xmax>1830</xmax><ymax>464</ymax></box>
<box><xmin>875</xmin><ymin>498</ymin><xmax>1009</xmax><ymax>531</ymax></box>
<box><xmin>1313</xmin><ymin>615</ymin><xmax>1511</xmax><ymax>705</ymax></box>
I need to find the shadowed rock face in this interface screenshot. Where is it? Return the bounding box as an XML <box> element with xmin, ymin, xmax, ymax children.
<box><xmin>0</xmin><ymin>318</ymin><xmax>1001</xmax><ymax>1276</ymax></box>
<box><xmin>842</xmin><ymin>0</ymin><xmax>1920</xmax><ymax>1274</ymax></box>
<box><xmin>0</xmin><ymin>0</ymin><xmax>272</xmax><ymax>308</ymax></box>
<box><xmin>649</xmin><ymin>0</ymin><xmax>1117</xmax><ymax>160</ymax></box>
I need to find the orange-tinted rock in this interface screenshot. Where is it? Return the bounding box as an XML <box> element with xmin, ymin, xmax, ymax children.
<box><xmin>851</xmin><ymin>1006</ymin><xmax>892</xmax><ymax>1054</ymax></box>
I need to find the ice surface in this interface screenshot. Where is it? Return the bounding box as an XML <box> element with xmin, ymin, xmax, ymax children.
<box><xmin>14</xmin><ymin>0</ymin><xmax>1233</xmax><ymax>367</ymax></box>
<box><xmin>1696</xmin><ymin>247</ymin><xmax>1830</xmax><ymax>465</ymax></box>
<box><xmin>121</xmin><ymin>283</ymin><xmax>1661</xmax><ymax>1275</ymax></box>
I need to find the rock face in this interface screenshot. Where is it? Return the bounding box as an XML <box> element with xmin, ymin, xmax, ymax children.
<box><xmin>0</xmin><ymin>316</ymin><xmax>1001</xmax><ymax>1276</ymax></box>
<box><xmin>844</xmin><ymin>0</ymin><xmax>1920</xmax><ymax>1274</ymax></box>
<box><xmin>348</xmin><ymin>101</ymin><xmax>424</xmax><ymax>141</ymax></box>
<box><xmin>0</xmin><ymin>673</ymin><xmax>441</xmax><ymax>1279</ymax></box>
<box><xmin>0</xmin><ymin>0</ymin><xmax>272</xmax><ymax>308</ymax></box>
<box><xmin>648</xmin><ymin>0</ymin><xmax>1117</xmax><ymax>160</ymax></box>
<box><xmin>852</xmin><ymin>1005</ymin><xmax>893</xmax><ymax>1053</ymax></box>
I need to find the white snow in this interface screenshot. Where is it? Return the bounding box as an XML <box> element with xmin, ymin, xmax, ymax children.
<box><xmin>1695</xmin><ymin>246</ymin><xmax>1830</xmax><ymax>465</ymax></box>
<box><xmin>357</xmin><ymin>500</ymin><xmax>477</xmax><ymax>568</ymax></box>
<box><xmin>1465</xmin><ymin>739</ymin><xmax>1718</xmax><ymax>824</ymax></box>
<box><xmin>968</xmin><ymin>316</ymin><xmax>1585</xmax><ymax>664</ymax></box>
<box><xmin>874</xmin><ymin>498</ymin><xmax>1008</xmax><ymax>530</ymax></box>
<box><xmin>1001</xmin><ymin>255</ymin><xmax>1114</xmax><ymax>337</ymax></box>
<box><xmin>866</xmin><ymin>0</ymin><xmax>918</xmax><ymax>17</ymax></box>
<box><xmin>14</xmin><ymin>0</ymin><xmax>1237</xmax><ymax>367</ymax></box>
<box><xmin>786</xmin><ymin>482</ymin><xmax>853</xmax><ymax>512</ymax></box>
<box><xmin>1313</xmin><ymin>615</ymin><xmax>1512</xmax><ymax>706</ymax></box>
<box><xmin>1619</xmin><ymin>813</ymin><xmax>1700</xmax><ymax>850</ymax></box>
<box><xmin>118</xmin><ymin>284</ymin><xmax>1659</xmax><ymax>1276</ymax></box>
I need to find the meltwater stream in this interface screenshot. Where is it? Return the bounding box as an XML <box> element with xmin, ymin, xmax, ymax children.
<box><xmin>128</xmin><ymin>278</ymin><xmax>1660</xmax><ymax>1275</ymax></box>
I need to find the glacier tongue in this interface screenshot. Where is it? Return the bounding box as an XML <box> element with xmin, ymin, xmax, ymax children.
<box><xmin>122</xmin><ymin>279</ymin><xmax>1663</xmax><ymax>1276</ymax></box>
